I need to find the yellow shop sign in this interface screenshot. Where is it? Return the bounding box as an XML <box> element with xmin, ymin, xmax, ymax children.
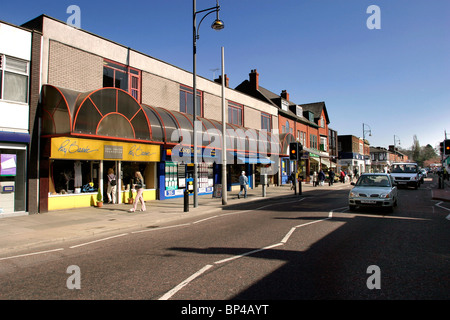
<box><xmin>51</xmin><ymin>137</ymin><xmax>160</xmax><ymax>162</ymax></box>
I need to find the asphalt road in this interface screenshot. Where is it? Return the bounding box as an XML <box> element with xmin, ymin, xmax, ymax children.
<box><xmin>0</xmin><ymin>177</ymin><xmax>448</xmax><ymax>303</ymax></box>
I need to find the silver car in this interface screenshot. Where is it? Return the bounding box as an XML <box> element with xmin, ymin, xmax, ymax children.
<box><xmin>348</xmin><ymin>173</ymin><xmax>398</xmax><ymax>213</ymax></box>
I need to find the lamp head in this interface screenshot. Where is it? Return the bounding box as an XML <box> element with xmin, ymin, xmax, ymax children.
<box><xmin>211</xmin><ymin>18</ymin><xmax>224</xmax><ymax>30</ymax></box>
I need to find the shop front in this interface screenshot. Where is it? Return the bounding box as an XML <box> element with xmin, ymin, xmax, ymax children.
<box><xmin>39</xmin><ymin>85</ymin><xmax>163</xmax><ymax>212</ymax></box>
<box><xmin>0</xmin><ymin>132</ymin><xmax>29</xmax><ymax>216</ymax></box>
<box><xmin>46</xmin><ymin>137</ymin><xmax>160</xmax><ymax>210</ymax></box>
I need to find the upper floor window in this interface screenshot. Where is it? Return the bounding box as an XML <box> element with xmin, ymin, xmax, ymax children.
<box><xmin>103</xmin><ymin>60</ymin><xmax>141</xmax><ymax>102</ymax></box>
<box><xmin>228</xmin><ymin>101</ymin><xmax>243</xmax><ymax>126</ymax></box>
<box><xmin>179</xmin><ymin>85</ymin><xmax>202</xmax><ymax>116</ymax></box>
<box><xmin>320</xmin><ymin>116</ymin><xmax>325</xmax><ymax>128</ymax></box>
<box><xmin>0</xmin><ymin>55</ymin><xmax>29</xmax><ymax>103</ymax></box>
<box><xmin>310</xmin><ymin>134</ymin><xmax>318</xmax><ymax>150</ymax></box>
<box><xmin>261</xmin><ymin>112</ymin><xmax>271</xmax><ymax>132</ymax></box>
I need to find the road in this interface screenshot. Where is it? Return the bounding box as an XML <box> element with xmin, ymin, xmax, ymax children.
<box><xmin>0</xmin><ymin>176</ymin><xmax>448</xmax><ymax>304</ymax></box>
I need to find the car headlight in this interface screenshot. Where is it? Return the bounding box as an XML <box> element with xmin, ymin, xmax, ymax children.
<box><xmin>379</xmin><ymin>193</ymin><xmax>390</xmax><ymax>198</ymax></box>
<box><xmin>349</xmin><ymin>191</ymin><xmax>358</xmax><ymax>198</ymax></box>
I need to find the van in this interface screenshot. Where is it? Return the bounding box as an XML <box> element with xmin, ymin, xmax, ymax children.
<box><xmin>390</xmin><ymin>162</ymin><xmax>420</xmax><ymax>189</ymax></box>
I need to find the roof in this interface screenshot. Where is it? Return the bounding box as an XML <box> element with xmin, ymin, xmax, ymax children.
<box><xmin>235</xmin><ymin>80</ymin><xmax>318</xmax><ymax>127</ymax></box>
<box><xmin>300</xmin><ymin>102</ymin><xmax>330</xmax><ymax>124</ymax></box>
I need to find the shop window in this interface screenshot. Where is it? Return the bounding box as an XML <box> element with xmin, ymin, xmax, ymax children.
<box><xmin>179</xmin><ymin>85</ymin><xmax>202</xmax><ymax>116</ymax></box>
<box><xmin>0</xmin><ymin>55</ymin><xmax>29</xmax><ymax>103</ymax></box>
<box><xmin>228</xmin><ymin>101</ymin><xmax>243</xmax><ymax>126</ymax></box>
<box><xmin>103</xmin><ymin>60</ymin><xmax>141</xmax><ymax>102</ymax></box>
<box><xmin>0</xmin><ymin>149</ymin><xmax>26</xmax><ymax>213</ymax></box>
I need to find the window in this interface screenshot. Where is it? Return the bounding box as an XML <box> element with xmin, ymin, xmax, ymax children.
<box><xmin>320</xmin><ymin>116</ymin><xmax>325</xmax><ymax>128</ymax></box>
<box><xmin>180</xmin><ymin>85</ymin><xmax>202</xmax><ymax>116</ymax></box>
<box><xmin>0</xmin><ymin>55</ymin><xmax>29</xmax><ymax>103</ymax></box>
<box><xmin>310</xmin><ymin>134</ymin><xmax>318</xmax><ymax>150</ymax></box>
<box><xmin>320</xmin><ymin>137</ymin><xmax>328</xmax><ymax>152</ymax></box>
<box><xmin>103</xmin><ymin>60</ymin><xmax>141</xmax><ymax>102</ymax></box>
<box><xmin>228</xmin><ymin>101</ymin><xmax>243</xmax><ymax>126</ymax></box>
<box><xmin>261</xmin><ymin>112</ymin><xmax>271</xmax><ymax>132</ymax></box>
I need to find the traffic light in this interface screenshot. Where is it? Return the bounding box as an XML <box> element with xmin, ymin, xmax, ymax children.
<box><xmin>289</xmin><ymin>142</ymin><xmax>300</xmax><ymax>160</ymax></box>
<box><xmin>445</xmin><ymin>140</ymin><xmax>450</xmax><ymax>155</ymax></box>
<box><xmin>440</xmin><ymin>142</ymin><xmax>444</xmax><ymax>154</ymax></box>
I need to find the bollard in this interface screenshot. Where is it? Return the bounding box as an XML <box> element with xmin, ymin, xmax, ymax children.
<box><xmin>298</xmin><ymin>179</ymin><xmax>302</xmax><ymax>195</ymax></box>
<box><xmin>183</xmin><ymin>189</ymin><xmax>189</xmax><ymax>212</ymax></box>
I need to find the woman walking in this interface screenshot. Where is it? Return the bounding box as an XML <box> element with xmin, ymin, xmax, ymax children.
<box><xmin>130</xmin><ymin>171</ymin><xmax>146</xmax><ymax>212</ymax></box>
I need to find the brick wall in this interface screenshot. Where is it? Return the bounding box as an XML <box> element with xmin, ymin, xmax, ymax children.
<box><xmin>141</xmin><ymin>71</ymin><xmax>179</xmax><ymax>112</ymax></box>
<box><xmin>48</xmin><ymin>40</ymin><xmax>102</xmax><ymax>92</ymax></box>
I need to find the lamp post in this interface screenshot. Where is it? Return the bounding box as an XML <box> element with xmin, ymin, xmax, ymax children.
<box><xmin>362</xmin><ymin>123</ymin><xmax>372</xmax><ymax>173</ymax></box>
<box><xmin>193</xmin><ymin>0</ymin><xmax>224</xmax><ymax>207</ymax></box>
<box><xmin>394</xmin><ymin>135</ymin><xmax>401</xmax><ymax>162</ymax></box>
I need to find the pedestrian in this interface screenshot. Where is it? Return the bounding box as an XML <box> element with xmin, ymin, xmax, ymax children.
<box><xmin>106</xmin><ymin>167</ymin><xmax>117</xmax><ymax>204</ymax></box>
<box><xmin>340</xmin><ymin>169</ymin><xmax>346</xmax><ymax>183</ymax></box>
<box><xmin>238</xmin><ymin>171</ymin><xmax>248</xmax><ymax>199</ymax></box>
<box><xmin>290</xmin><ymin>171</ymin><xmax>295</xmax><ymax>190</ymax></box>
<box><xmin>312</xmin><ymin>171</ymin><xmax>318</xmax><ymax>187</ymax></box>
<box><xmin>130</xmin><ymin>171</ymin><xmax>146</xmax><ymax>212</ymax></box>
<box><xmin>329</xmin><ymin>169</ymin><xmax>335</xmax><ymax>186</ymax></box>
<box><xmin>318</xmin><ymin>170</ymin><xmax>325</xmax><ymax>186</ymax></box>
<box><xmin>354</xmin><ymin>168</ymin><xmax>359</xmax><ymax>180</ymax></box>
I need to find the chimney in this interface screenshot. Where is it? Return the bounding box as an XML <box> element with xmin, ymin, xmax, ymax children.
<box><xmin>249</xmin><ymin>69</ymin><xmax>259</xmax><ymax>90</ymax></box>
<box><xmin>281</xmin><ymin>90</ymin><xmax>289</xmax><ymax>101</ymax></box>
<box><xmin>214</xmin><ymin>74</ymin><xmax>229</xmax><ymax>87</ymax></box>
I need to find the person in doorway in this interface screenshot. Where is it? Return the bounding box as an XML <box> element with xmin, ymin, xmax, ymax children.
<box><xmin>238</xmin><ymin>171</ymin><xmax>248</xmax><ymax>199</ymax></box>
<box><xmin>130</xmin><ymin>171</ymin><xmax>146</xmax><ymax>212</ymax></box>
<box><xmin>106</xmin><ymin>167</ymin><xmax>117</xmax><ymax>204</ymax></box>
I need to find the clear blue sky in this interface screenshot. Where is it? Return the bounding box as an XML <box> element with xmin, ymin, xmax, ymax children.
<box><xmin>2</xmin><ymin>0</ymin><xmax>449</xmax><ymax>150</ymax></box>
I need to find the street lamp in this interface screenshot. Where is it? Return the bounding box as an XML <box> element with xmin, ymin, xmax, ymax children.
<box><xmin>362</xmin><ymin>123</ymin><xmax>372</xmax><ymax>172</ymax></box>
<box><xmin>193</xmin><ymin>0</ymin><xmax>224</xmax><ymax>207</ymax></box>
<box><xmin>394</xmin><ymin>135</ymin><xmax>401</xmax><ymax>162</ymax></box>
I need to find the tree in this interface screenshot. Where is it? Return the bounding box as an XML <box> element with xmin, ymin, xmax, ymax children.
<box><xmin>412</xmin><ymin>135</ymin><xmax>421</xmax><ymax>163</ymax></box>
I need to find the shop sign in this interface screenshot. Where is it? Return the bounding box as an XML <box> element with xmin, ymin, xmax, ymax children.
<box><xmin>51</xmin><ymin>137</ymin><xmax>160</xmax><ymax>161</ymax></box>
<box><xmin>104</xmin><ymin>145</ymin><xmax>123</xmax><ymax>159</ymax></box>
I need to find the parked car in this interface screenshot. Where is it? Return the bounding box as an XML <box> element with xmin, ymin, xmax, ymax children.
<box><xmin>420</xmin><ymin>168</ymin><xmax>427</xmax><ymax>178</ymax></box>
<box><xmin>348</xmin><ymin>173</ymin><xmax>398</xmax><ymax>213</ymax></box>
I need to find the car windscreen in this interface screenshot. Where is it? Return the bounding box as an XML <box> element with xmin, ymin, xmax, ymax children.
<box><xmin>391</xmin><ymin>164</ymin><xmax>418</xmax><ymax>173</ymax></box>
<box><xmin>356</xmin><ymin>175</ymin><xmax>391</xmax><ymax>187</ymax></box>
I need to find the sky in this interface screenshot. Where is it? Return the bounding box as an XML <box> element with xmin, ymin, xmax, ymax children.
<box><xmin>1</xmin><ymin>0</ymin><xmax>449</xmax><ymax>150</ymax></box>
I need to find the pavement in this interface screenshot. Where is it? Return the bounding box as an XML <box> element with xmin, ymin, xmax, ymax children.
<box><xmin>431</xmin><ymin>178</ymin><xmax>450</xmax><ymax>202</ymax></box>
<box><xmin>1</xmin><ymin>176</ymin><xmax>449</xmax><ymax>257</ymax></box>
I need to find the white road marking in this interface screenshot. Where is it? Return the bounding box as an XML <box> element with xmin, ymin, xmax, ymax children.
<box><xmin>159</xmin><ymin>205</ymin><xmax>347</xmax><ymax>300</ymax></box>
<box><xmin>69</xmin><ymin>233</ymin><xmax>128</xmax><ymax>249</ymax></box>
<box><xmin>158</xmin><ymin>264</ymin><xmax>214</xmax><ymax>300</ymax></box>
<box><xmin>0</xmin><ymin>248</ymin><xmax>64</xmax><ymax>261</ymax></box>
<box><xmin>214</xmin><ymin>243</ymin><xmax>283</xmax><ymax>265</ymax></box>
<box><xmin>434</xmin><ymin>201</ymin><xmax>450</xmax><ymax>220</ymax></box>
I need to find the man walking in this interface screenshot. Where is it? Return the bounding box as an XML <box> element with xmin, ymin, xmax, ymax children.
<box><xmin>238</xmin><ymin>171</ymin><xmax>248</xmax><ymax>199</ymax></box>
